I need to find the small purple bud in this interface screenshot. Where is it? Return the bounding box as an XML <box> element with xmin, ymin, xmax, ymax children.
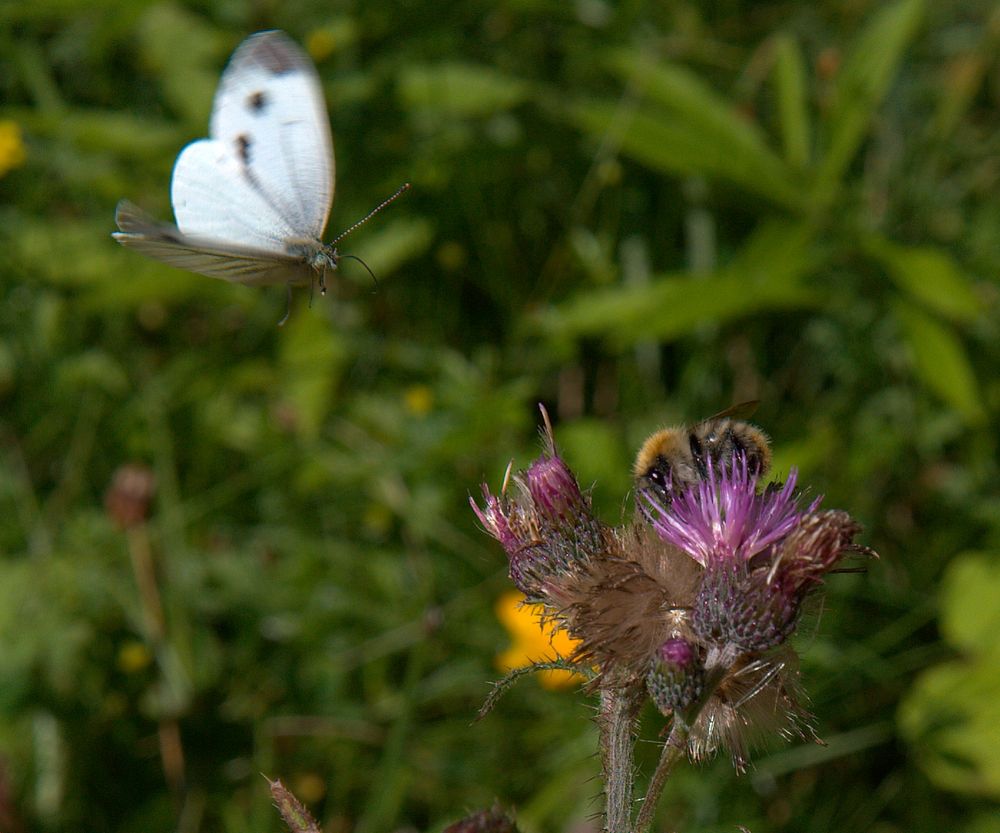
<box><xmin>527</xmin><ymin>455</ymin><xmax>587</xmax><ymax>528</ymax></box>
<box><xmin>647</xmin><ymin>637</ymin><xmax>704</xmax><ymax>715</ymax></box>
<box><xmin>525</xmin><ymin>453</ymin><xmax>605</xmax><ymax>555</ymax></box>
<box><xmin>658</xmin><ymin>637</ymin><xmax>696</xmax><ymax>667</ymax></box>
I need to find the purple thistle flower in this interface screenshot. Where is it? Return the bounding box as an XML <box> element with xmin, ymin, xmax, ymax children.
<box><xmin>646</xmin><ymin>456</ymin><xmax>803</xmax><ymax>567</ymax></box>
<box><xmin>470</xmin><ymin>485</ymin><xmax>541</xmax><ymax>595</ymax></box>
<box><xmin>471</xmin><ymin>440</ymin><xmax>607</xmax><ymax>597</ymax></box>
<box><xmin>470</xmin><ymin>487</ymin><xmax>520</xmax><ymax>557</ymax></box>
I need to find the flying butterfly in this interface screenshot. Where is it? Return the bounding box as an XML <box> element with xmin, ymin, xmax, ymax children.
<box><xmin>113</xmin><ymin>30</ymin><xmax>408</xmax><ymax>322</ymax></box>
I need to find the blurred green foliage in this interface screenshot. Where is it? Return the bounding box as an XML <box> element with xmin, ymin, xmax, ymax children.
<box><xmin>1</xmin><ymin>0</ymin><xmax>999</xmax><ymax>831</ymax></box>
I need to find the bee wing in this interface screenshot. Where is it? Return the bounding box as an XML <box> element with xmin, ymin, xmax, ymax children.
<box><xmin>113</xmin><ymin>200</ymin><xmax>311</xmax><ymax>286</ymax></box>
<box><xmin>702</xmin><ymin>400</ymin><xmax>760</xmax><ymax>423</ymax></box>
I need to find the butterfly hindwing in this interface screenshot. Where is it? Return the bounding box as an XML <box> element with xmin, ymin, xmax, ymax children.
<box><xmin>113</xmin><ymin>200</ymin><xmax>312</xmax><ymax>286</ymax></box>
<box><xmin>171</xmin><ymin>140</ymin><xmax>302</xmax><ymax>251</ymax></box>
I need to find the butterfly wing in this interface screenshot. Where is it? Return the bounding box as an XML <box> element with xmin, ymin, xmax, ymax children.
<box><xmin>113</xmin><ymin>200</ymin><xmax>312</xmax><ymax>286</ymax></box>
<box><xmin>172</xmin><ymin>30</ymin><xmax>334</xmax><ymax>245</ymax></box>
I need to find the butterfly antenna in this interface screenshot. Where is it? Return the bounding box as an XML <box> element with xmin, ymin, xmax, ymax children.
<box><xmin>329</xmin><ymin>182</ymin><xmax>411</xmax><ymax>247</ymax></box>
<box><xmin>339</xmin><ymin>254</ymin><xmax>379</xmax><ymax>292</ymax></box>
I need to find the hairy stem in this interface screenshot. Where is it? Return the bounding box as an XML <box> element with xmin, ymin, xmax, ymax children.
<box><xmin>634</xmin><ymin>722</ymin><xmax>688</xmax><ymax>833</ymax></box>
<box><xmin>599</xmin><ymin>682</ymin><xmax>642</xmax><ymax>833</ymax></box>
<box><xmin>635</xmin><ymin>653</ymin><xmax>731</xmax><ymax>832</ymax></box>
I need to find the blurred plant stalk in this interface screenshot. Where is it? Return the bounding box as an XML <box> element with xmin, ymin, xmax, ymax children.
<box><xmin>105</xmin><ymin>464</ymin><xmax>186</xmax><ymax>798</ymax></box>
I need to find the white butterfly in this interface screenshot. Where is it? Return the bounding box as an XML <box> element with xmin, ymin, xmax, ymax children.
<box><xmin>113</xmin><ymin>30</ymin><xmax>406</xmax><ymax>313</ymax></box>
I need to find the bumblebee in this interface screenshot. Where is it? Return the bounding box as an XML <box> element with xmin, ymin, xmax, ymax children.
<box><xmin>633</xmin><ymin>402</ymin><xmax>771</xmax><ymax>499</ymax></box>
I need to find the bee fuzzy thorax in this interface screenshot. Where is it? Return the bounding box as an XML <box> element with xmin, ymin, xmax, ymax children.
<box><xmin>633</xmin><ymin>427</ymin><xmax>698</xmax><ymax>488</ymax></box>
<box><xmin>633</xmin><ymin>410</ymin><xmax>772</xmax><ymax>499</ymax></box>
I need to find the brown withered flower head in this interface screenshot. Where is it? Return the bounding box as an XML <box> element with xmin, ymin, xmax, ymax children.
<box><xmin>471</xmin><ymin>408</ymin><xmax>873</xmax><ymax>771</ymax></box>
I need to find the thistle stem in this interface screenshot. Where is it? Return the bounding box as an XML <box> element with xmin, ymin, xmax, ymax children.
<box><xmin>599</xmin><ymin>683</ymin><xmax>642</xmax><ymax>833</ymax></box>
<box><xmin>635</xmin><ymin>658</ymin><xmax>728</xmax><ymax>833</ymax></box>
<box><xmin>634</xmin><ymin>722</ymin><xmax>688</xmax><ymax>833</ymax></box>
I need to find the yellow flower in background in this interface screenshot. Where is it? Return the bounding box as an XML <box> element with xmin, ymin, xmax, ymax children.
<box><xmin>117</xmin><ymin>640</ymin><xmax>153</xmax><ymax>674</ymax></box>
<box><xmin>403</xmin><ymin>384</ymin><xmax>434</xmax><ymax>416</ymax></box>
<box><xmin>306</xmin><ymin>30</ymin><xmax>337</xmax><ymax>62</ymax></box>
<box><xmin>0</xmin><ymin>121</ymin><xmax>26</xmax><ymax>177</ymax></box>
<box><xmin>495</xmin><ymin>590</ymin><xmax>584</xmax><ymax>690</ymax></box>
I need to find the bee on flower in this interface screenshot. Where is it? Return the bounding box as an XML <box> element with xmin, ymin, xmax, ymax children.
<box><xmin>471</xmin><ymin>405</ymin><xmax>875</xmax><ymax>832</ymax></box>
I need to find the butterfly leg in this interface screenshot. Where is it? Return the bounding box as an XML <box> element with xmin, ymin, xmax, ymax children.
<box><xmin>278</xmin><ymin>282</ymin><xmax>293</xmax><ymax>327</ymax></box>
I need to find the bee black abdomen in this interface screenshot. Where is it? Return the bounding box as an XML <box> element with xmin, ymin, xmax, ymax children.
<box><xmin>688</xmin><ymin>432</ymin><xmax>708</xmax><ymax>479</ymax></box>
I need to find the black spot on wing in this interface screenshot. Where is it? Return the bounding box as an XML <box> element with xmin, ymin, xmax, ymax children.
<box><xmin>236</xmin><ymin>134</ymin><xmax>252</xmax><ymax>165</ymax></box>
<box><xmin>246</xmin><ymin>90</ymin><xmax>268</xmax><ymax>113</ymax></box>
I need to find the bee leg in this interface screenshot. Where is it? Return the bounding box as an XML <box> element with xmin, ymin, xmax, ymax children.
<box><xmin>278</xmin><ymin>282</ymin><xmax>293</xmax><ymax>327</ymax></box>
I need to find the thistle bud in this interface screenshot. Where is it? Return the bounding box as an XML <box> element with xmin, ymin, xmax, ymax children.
<box><xmin>104</xmin><ymin>464</ymin><xmax>157</xmax><ymax>530</ymax></box>
<box><xmin>472</xmin><ymin>414</ymin><xmax>610</xmax><ymax>600</ymax></box>
<box><xmin>647</xmin><ymin>637</ymin><xmax>704</xmax><ymax>715</ymax></box>
<box><xmin>692</xmin><ymin>563</ymin><xmax>799</xmax><ymax>652</ymax></box>
<box><xmin>526</xmin><ymin>454</ymin><xmax>604</xmax><ymax>549</ymax></box>
<box><xmin>444</xmin><ymin>807</ymin><xmax>520</xmax><ymax>833</ymax></box>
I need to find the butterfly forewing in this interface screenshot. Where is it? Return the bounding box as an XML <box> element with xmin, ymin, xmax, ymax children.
<box><xmin>194</xmin><ymin>30</ymin><xmax>334</xmax><ymax>241</ymax></box>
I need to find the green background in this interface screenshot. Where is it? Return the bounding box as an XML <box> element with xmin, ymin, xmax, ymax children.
<box><xmin>1</xmin><ymin>0</ymin><xmax>999</xmax><ymax>830</ymax></box>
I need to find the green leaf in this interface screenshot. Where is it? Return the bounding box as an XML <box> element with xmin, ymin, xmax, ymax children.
<box><xmin>866</xmin><ymin>236</ymin><xmax>982</xmax><ymax>322</ymax></box>
<box><xmin>136</xmin><ymin>5</ymin><xmax>225</xmax><ymax>127</ymax></box>
<box><xmin>899</xmin><ymin>552</ymin><xmax>1000</xmax><ymax>798</ymax></box>
<box><xmin>398</xmin><ymin>63</ymin><xmax>531</xmax><ymax>117</ymax></box>
<box><xmin>772</xmin><ymin>34</ymin><xmax>811</xmax><ymax>169</ymax></box>
<box><xmin>898</xmin><ymin>655</ymin><xmax>1000</xmax><ymax>797</ymax></box>
<box><xmin>939</xmin><ymin>552</ymin><xmax>1000</xmax><ymax>658</ymax></box>
<box><xmin>813</xmin><ymin>0</ymin><xmax>924</xmax><ymax>202</ymax></box>
<box><xmin>278</xmin><ymin>298</ymin><xmax>348</xmax><ymax>441</ymax></box>
<box><xmin>571</xmin><ymin>51</ymin><xmax>803</xmax><ymax>208</ymax></box>
<box><xmin>555</xmin><ymin>419</ymin><xmax>629</xmax><ymax>519</ymax></box>
<box><xmin>350</xmin><ymin>216</ymin><xmax>434</xmax><ymax>277</ymax></box>
<box><xmin>543</xmin><ymin>220</ymin><xmax>823</xmax><ymax>346</ymax></box>
<box><xmin>570</xmin><ymin>99</ymin><xmax>802</xmax><ymax>209</ymax></box>
<box><xmin>11</xmin><ymin>107</ymin><xmax>183</xmax><ymax>159</ymax></box>
<box><xmin>893</xmin><ymin>300</ymin><xmax>985</xmax><ymax>425</ymax></box>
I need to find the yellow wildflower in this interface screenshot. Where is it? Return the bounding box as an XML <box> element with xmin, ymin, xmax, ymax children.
<box><xmin>403</xmin><ymin>384</ymin><xmax>434</xmax><ymax>416</ymax></box>
<box><xmin>495</xmin><ymin>590</ymin><xmax>584</xmax><ymax>690</ymax></box>
<box><xmin>117</xmin><ymin>640</ymin><xmax>153</xmax><ymax>674</ymax></box>
<box><xmin>306</xmin><ymin>30</ymin><xmax>337</xmax><ymax>63</ymax></box>
<box><xmin>0</xmin><ymin>121</ymin><xmax>26</xmax><ymax>177</ymax></box>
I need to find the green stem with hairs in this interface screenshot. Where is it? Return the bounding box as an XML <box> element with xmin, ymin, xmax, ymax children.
<box><xmin>634</xmin><ymin>652</ymin><xmax>732</xmax><ymax>833</ymax></box>
<box><xmin>599</xmin><ymin>681</ymin><xmax>643</xmax><ymax>833</ymax></box>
